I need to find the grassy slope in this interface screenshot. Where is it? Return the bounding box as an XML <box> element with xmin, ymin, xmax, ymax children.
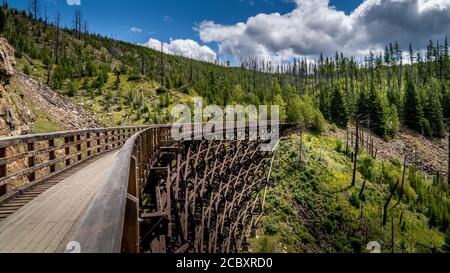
<box><xmin>250</xmin><ymin>133</ymin><xmax>445</xmax><ymax>253</ymax></box>
<box><xmin>16</xmin><ymin>55</ymin><xmax>193</xmax><ymax>127</ymax></box>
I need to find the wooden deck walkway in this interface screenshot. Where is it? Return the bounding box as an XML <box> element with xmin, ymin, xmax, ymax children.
<box><xmin>0</xmin><ymin>151</ymin><xmax>117</xmax><ymax>253</ymax></box>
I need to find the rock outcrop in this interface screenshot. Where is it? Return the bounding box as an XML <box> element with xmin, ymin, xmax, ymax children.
<box><xmin>17</xmin><ymin>72</ymin><xmax>100</xmax><ymax>130</ymax></box>
<box><xmin>0</xmin><ymin>38</ymin><xmax>101</xmax><ymax>137</ymax></box>
<box><xmin>0</xmin><ymin>37</ymin><xmax>28</xmax><ymax>136</ymax></box>
<box><xmin>0</xmin><ymin>37</ymin><xmax>15</xmax><ymax>84</ymax></box>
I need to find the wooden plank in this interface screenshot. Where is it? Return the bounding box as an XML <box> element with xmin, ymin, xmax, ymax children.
<box><xmin>0</xmin><ymin>151</ymin><xmax>118</xmax><ymax>253</ymax></box>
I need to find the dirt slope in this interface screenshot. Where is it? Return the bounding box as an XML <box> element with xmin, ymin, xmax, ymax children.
<box><xmin>0</xmin><ymin>37</ymin><xmax>101</xmax><ymax>137</ymax></box>
<box><xmin>329</xmin><ymin>126</ymin><xmax>448</xmax><ymax>178</ymax></box>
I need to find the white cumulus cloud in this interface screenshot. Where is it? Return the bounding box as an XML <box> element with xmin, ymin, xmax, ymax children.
<box><xmin>142</xmin><ymin>38</ymin><xmax>217</xmax><ymax>62</ymax></box>
<box><xmin>198</xmin><ymin>0</ymin><xmax>450</xmax><ymax>61</ymax></box>
<box><xmin>66</xmin><ymin>0</ymin><xmax>81</xmax><ymax>6</ymax></box>
<box><xmin>130</xmin><ymin>27</ymin><xmax>142</xmax><ymax>33</ymax></box>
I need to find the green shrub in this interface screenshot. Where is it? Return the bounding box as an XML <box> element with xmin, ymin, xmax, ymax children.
<box><xmin>23</xmin><ymin>64</ymin><xmax>31</xmax><ymax>75</ymax></box>
<box><xmin>349</xmin><ymin>191</ymin><xmax>361</xmax><ymax>208</ymax></box>
<box><xmin>127</xmin><ymin>73</ymin><xmax>142</xmax><ymax>81</ymax></box>
<box><xmin>359</xmin><ymin>154</ymin><xmax>376</xmax><ymax>181</ymax></box>
<box><xmin>67</xmin><ymin>81</ymin><xmax>77</xmax><ymax>97</ymax></box>
<box><xmin>287</xmin><ymin>95</ymin><xmax>326</xmax><ymax>133</ymax></box>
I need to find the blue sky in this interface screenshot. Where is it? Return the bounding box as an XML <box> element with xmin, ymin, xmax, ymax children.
<box><xmin>11</xmin><ymin>0</ymin><xmax>293</xmax><ymax>42</ymax></box>
<box><xmin>8</xmin><ymin>0</ymin><xmax>450</xmax><ymax>62</ymax></box>
<box><xmin>10</xmin><ymin>0</ymin><xmax>361</xmax><ymax>44</ymax></box>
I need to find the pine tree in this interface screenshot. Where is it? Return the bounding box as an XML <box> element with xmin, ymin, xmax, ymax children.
<box><xmin>404</xmin><ymin>73</ymin><xmax>424</xmax><ymax>133</ymax></box>
<box><xmin>388</xmin><ymin>105</ymin><xmax>400</xmax><ymax>138</ymax></box>
<box><xmin>319</xmin><ymin>88</ymin><xmax>330</xmax><ymax>120</ymax></box>
<box><xmin>0</xmin><ymin>6</ymin><xmax>6</xmax><ymax>33</ymax></box>
<box><xmin>330</xmin><ymin>85</ymin><xmax>349</xmax><ymax>127</ymax></box>
<box><xmin>423</xmin><ymin>81</ymin><xmax>445</xmax><ymax>138</ymax></box>
<box><xmin>368</xmin><ymin>81</ymin><xmax>389</xmax><ymax>139</ymax></box>
<box><xmin>441</xmin><ymin>82</ymin><xmax>450</xmax><ymax>119</ymax></box>
<box><xmin>444</xmin><ymin>36</ymin><xmax>450</xmax><ymax>81</ymax></box>
<box><xmin>357</xmin><ymin>87</ymin><xmax>370</xmax><ymax>118</ymax></box>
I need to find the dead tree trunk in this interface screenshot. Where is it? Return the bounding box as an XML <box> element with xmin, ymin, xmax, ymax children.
<box><xmin>392</xmin><ymin>156</ymin><xmax>407</xmax><ymax>209</ymax></box>
<box><xmin>359</xmin><ymin>180</ymin><xmax>367</xmax><ymax>199</ymax></box>
<box><xmin>383</xmin><ymin>179</ymin><xmax>400</xmax><ymax>226</ymax></box>
<box><xmin>352</xmin><ymin>121</ymin><xmax>360</xmax><ymax>187</ymax></box>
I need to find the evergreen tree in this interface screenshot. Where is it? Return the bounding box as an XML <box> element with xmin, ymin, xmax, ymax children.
<box><xmin>206</xmin><ymin>70</ymin><xmax>217</xmax><ymax>104</ymax></box>
<box><xmin>444</xmin><ymin>36</ymin><xmax>449</xmax><ymax>81</ymax></box>
<box><xmin>441</xmin><ymin>82</ymin><xmax>450</xmax><ymax>119</ymax></box>
<box><xmin>357</xmin><ymin>87</ymin><xmax>370</xmax><ymax>118</ymax></box>
<box><xmin>368</xmin><ymin>81</ymin><xmax>389</xmax><ymax>139</ymax></box>
<box><xmin>330</xmin><ymin>85</ymin><xmax>349</xmax><ymax>127</ymax></box>
<box><xmin>388</xmin><ymin>105</ymin><xmax>400</xmax><ymax>138</ymax></box>
<box><xmin>404</xmin><ymin>73</ymin><xmax>424</xmax><ymax>133</ymax></box>
<box><xmin>0</xmin><ymin>6</ymin><xmax>6</xmax><ymax>33</ymax></box>
<box><xmin>319</xmin><ymin>88</ymin><xmax>330</xmax><ymax>120</ymax></box>
<box><xmin>270</xmin><ymin>78</ymin><xmax>282</xmax><ymax>102</ymax></box>
<box><xmin>423</xmin><ymin>81</ymin><xmax>445</xmax><ymax>138</ymax></box>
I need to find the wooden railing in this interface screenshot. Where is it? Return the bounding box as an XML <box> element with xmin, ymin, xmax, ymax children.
<box><xmin>71</xmin><ymin>122</ymin><xmax>286</xmax><ymax>253</ymax></box>
<box><xmin>71</xmin><ymin>125</ymin><xmax>171</xmax><ymax>253</ymax></box>
<box><xmin>0</xmin><ymin>126</ymin><xmax>149</xmax><ymax>200</ymax></box>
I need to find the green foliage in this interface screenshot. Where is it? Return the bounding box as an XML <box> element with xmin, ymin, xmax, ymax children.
<box><xmin>404</xmin><ymin>74</ymin><xmax>425</xmax><ymax>133</ymax></box>
<box><xmin>92</xmin><ymin>69</ymin><xmax>109</xmax><ymax>89</ymax></box>
<box><xmin>388</xmin><ymin>105</ymin><xmax>400</xmax><ymax>138</ymax></box>
<box><xmin>287</xmin><ymin>95</ymin><xmax>325</xmax><ymax>133</ymax></box>
<box><xmin>3</xmin><ymin>6</ymin><xmax>450</xmax><ymax>141</ymax></box>
<box><xmin>441</xmin><ymin>82</ymin><xmax>450</xmax><ymax>119</ymax></box>
<box><xmin>252</xmin><ymin>134</ymin><xmax>447</xmax><ymax>253</ymax></box>
<box><xmin>423</xmin><ymin>80</ymin><xmax>446</xmax><ymax>138</ymax></box>
<box><xmin>67</xmin><ymin>80</ymin><xmax>77</xmax><ymax>97</ymax></box>
<box><xmin>359</xmin><ymin>154</ymin><xmax>375</xmax><ymax>181</ymax></box>
<box><xmin>23</xmin><ymin>64</ymin><xmax>31</xmax><ymax>75</ymax></box>
<box><xmin>444</xmin><ymin>229</ymin><xmax>450</xmax><ymax>253</ymax></box>
<box><xmin>330</xmin><ymin>85</ymin><xmax>349</xmax><ymax>127</ymax></box>
<box><xmin>273</xmin><ymin>94</ymin><xmax>287</xmax><ymax>122</ymax></box>
<box><xmin>358</xmin><ymin>81</ymin><xmax>390</xmax><ymax>139</ymax></box>
<box><xmin>228</xmin><ymin>84</ymin><xmax>245</xmax><ymax>104</ymax></box>
<box><xmin>0</xmin><ymin>7</ymin><xmax>7</xmax><ymax>33</ymax></box>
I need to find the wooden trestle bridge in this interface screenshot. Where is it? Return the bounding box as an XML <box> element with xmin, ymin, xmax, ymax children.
<box><xmin>0</xmin><ymin>123</ymin><xmax>290</xmax><ymax>253</ymax></box>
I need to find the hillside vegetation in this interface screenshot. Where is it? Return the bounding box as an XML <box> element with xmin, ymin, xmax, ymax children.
<box><xmin>1</xmin><ymin>6</ymin><xmax>449</xmax><ymax>138</ymax></box>
<box><xmin>251</xmin><ymin>133</ymin><xmax>450</xmax><ymax>253</ymax></box>
<box><xmin>0</xmin><ymin>5</ymin><xmax>449</xmax><ymax>253</ymax></box>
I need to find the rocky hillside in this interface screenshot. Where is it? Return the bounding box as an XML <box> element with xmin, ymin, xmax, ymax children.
<box><xmin>329</xmin><ymin>126</ymin><xmax>449</xmax><ymax>179</ymax></box>
<box><xmin>0</xmin><ymin>38</ymin><xmax>101</xmax><ymax>137</ymax></box>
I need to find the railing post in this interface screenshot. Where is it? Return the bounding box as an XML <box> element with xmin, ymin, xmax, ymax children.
<box><xmin>96</xmin><ymin>132</ymin><xmax>101</xmax><ymax>154</ymax></box>
<box><xmin>86</xmin><ymin>133</ymin><xmax>91</xmax><ymax>157</ymax></box>
<box><xmin>0</xmin><ymin>147</ymin><xmax>6</xmax><ymax>196</ymax></box>
<box><xmin>65</xmin><ymin>137</ymin><xmax>71</xmax><ymax>167</ymax></box>
<box><xmin>105</xmin><ymin>131</ymin><xmax>109</xmax><ymax>151</ymax></box>
<box><xmin>27</xmin><ymin>142</ymin><xmax>35</xmax><ymax>182</ymax></box>
<box><xmin>111</xmin><ymin>130</ymin><xmax>116</xmax><ymax>149</ymax></box>
<box><xmin>77</xmin><ymin>135</ymin><xmax>82</xmax><ymax>161</ymax></box>
<box><xmin>49</xmin><ymin>139</ymin><xmax>56</xmax><ymax>173</ymax></box>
